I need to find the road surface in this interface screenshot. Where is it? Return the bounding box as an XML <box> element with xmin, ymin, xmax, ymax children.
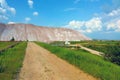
<box><xmin>79</xmin><ymin>45</ymin><xmax>103</xmax><ymax>56</ymax></box>
<box><xmin>69</xmin><ymin>44</ymin><xmax>103</xmax><ymax>56</ymax></box>
<box><xmin>19</xmin><ymin>42</ymin><xmax>97</xmax><ymax>80</ymax></box>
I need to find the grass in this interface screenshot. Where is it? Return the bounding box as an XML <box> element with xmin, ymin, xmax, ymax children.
<box><xmin>75</xmin><ymin>40</ymin><xmax>120</xmax><ymax>65</ymax></box>
<box><xmin>70</xmin><ymin>40</ymin><xmax>120</xmax><ymax>45</ymax></box>
<box><xmin>0</xmin><ymin>41</ymin><xmax>18</xmax><ymax>50</ymax></box>
<box><xmin>0</xmin><ymin>42</ymin><xmax>27</xmax><ymax>80</ymax></box>
<box><xmin>36</xmin><ymin>42</ymin><xmax>120</xmax><ymax>80</ymax></box>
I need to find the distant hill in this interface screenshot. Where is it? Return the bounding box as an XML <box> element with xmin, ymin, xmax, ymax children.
<box><xmin>0</xmin><ymin>23</ymin><xmax>91</xmax><ymax>42</ymax></box>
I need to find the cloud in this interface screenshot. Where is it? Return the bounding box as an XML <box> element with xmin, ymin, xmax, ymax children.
<box><xmin>0</xmin><ymin>0</ymin><xmax>16</xmax><ymax>14</ymax></box>
<box><xmin>28</xmin><ymin>0</ymin><xmax>33</xmax><ymax>8</ymax></box>
<box><xmin>99</xmin><ymin>8</ymin><xmax>120</xmax><ymax>32</ymax></box>
<box><xmin>0</xmin><ymin>15</ymin><xmax>8</xmax><ymax>20</ymax></box>
<box><xmin>33</xmin><ymin>12</ymin><xmax>39</xmax><ymax>16</ymax></box>
<box><xmin>86</xmin><ymin>29</ymin><xmax>92</xmax><ymax>33</ymax></box>
<box><xmin>64</xmin><ymin>7</ymin><xmax>120</xmax><ymax>33</ymax></box>
<box><xmin>64</xmin><ymin>8</ymin><xmax>77</xmax><ymax>11</ymax></box>
<box><xmin>79</xmin><ymin>29</ymin><xmax>92</xmax><ymax>33</ymax></box>
<box><xmin>108</xmin><ymin>8</ymin><xmax>120</xmax><ymax>17</ymax></box>
<box><xmin>25</xmin><ymin>17</ymin><xmax>31</xmax><ymax>22</ymax></box>
<box><xmin>85</xmin><ymin>17</ymin><xmax>102</xmax><ymax>31</ymax></box>
<box><xmin>67</xmin><ymin>0</ymin><xmax>120</xmax><ymax>33</ymax></box>
<box><xmin>107</xmin><ymin>23</ymin><xmax>116</xmax><ymax>30</ymax></box>
<box><xmin>67</xmin><ymin>20</ymin><xmax>85</xmax><ymax>29</ymax></box>
<box><xmin>92</xmin><ymin>6</ymin><xmax>120</xmax><ymax>32</ymax></box>
<box><xmin>106</xmin><ymin>20</ymin><xmax>120</xmax><ymax>32</ymax></box>
<box><xmin>64</xmin><ymin>17</ymin><xmax>102</xmax><ymax>33</ymax></box>
<box><xmin>8</xmin><ymin>7</ymin><xmax>16</xmax><ymax>15</ymax></box>
<box><xmin>0</xmin><ymin>0</ymin><xmax>16</xmax><ymax>21</ymax></box>
<box><xmin>8</xmin><ymin>21</ymin><xmax>15</xmax><ymax>24</ymax></box>
<box><xmin>0</xmin><ymin>7</ymin><xmax>6</xmax><ymax>14</ymax></box>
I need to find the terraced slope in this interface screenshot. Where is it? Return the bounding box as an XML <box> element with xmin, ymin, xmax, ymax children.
<box><xmin>0</xmin><ymin>23</ymin><xmax>91</xmax><ymax>42</ymax></box>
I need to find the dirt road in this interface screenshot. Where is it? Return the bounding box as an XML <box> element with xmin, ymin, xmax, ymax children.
<box><xmin>79</xmin><ymin>45</ymin><xmax>103</xmax><ymax>56</ymax></box>
<box><xmin>69</xmin><ymin>44</ymin><xmax>103</xmax><ymax>56</ymax></box>
<box><xmin>19</xmin><ymin>42</ymin><xmax>97</xmax><ymax>80</ymax></box>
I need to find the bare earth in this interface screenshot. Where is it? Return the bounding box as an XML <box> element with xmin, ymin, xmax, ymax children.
<box><xmin>19</xmin><ymin>42</ymin><xmax>97</xmax><ymax>80</ymax></box>
<box><xmin>79</xmin><ymin>45</ymin><xmax>103</xmax><ymax>56</ymax></box>
<box><xmin>70</xmin><ymin>44</ymin><xmax>103</xmax><ymax>56</ymax></box>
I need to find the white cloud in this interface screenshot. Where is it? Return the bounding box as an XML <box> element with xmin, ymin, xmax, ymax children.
<box><xmin>67</xmin><ymin>20</ymin><xmax>84</xmax><ymax>28</ymax></box>
<box><xmin>107</xmin><ymin>23</ymin><xmax>115</xmax><ymax>30</ymax></box>
<box><xmin>85</xmin><ymin>17</ymin><xmax>102</xmax><ymax>31</ymax></box>
<box><xmin>25</xmin><ymin>17</ymin><xmax>31</xmax><ymax>22</ymax></box>
<box><xmin>8</xmin><ymin>7</ymin><xmax>16</xmax><ymax>15</ymax></box>
<box><xmin>108</xmin><ymin>8</ymin><xmax>120</xmax><ymax>17</ymax></box>
<box><xmin>28</xmin><ymin>0</ymin><xmax>33</xmax><ymax>8</ymax></box>
<box><xmin>92</xmin><ymin>7</ymin><xmax>120</xmax><ymax>32</ymax></box>
<box><xmin>0</xmin><ymin>0</ymin><xmax>16</xmax><ymax>21</ymax></box>
<box><xmin>99</xmin><ymin>8</ymin><xmax>120</xmax><ymax>32</ymax></box>
<box><xmin>64</xmin><ymin>17</ymin><xmax>102</xmax><ymax>33</ymax></box>
<box><xmin>64</xmin><ymin>8</ymin><xmax>77</xmax><ymax>11</ymax></box>
<box><xmin>0</xmin><ymin>7</ymin><xmax>6</xmax><ymax>14</ymax></box>
<box><xmin>106</xmin><ymin>20</ymin><xmax>120</xmax><ymax>32</ymax></box>
<box><xmin>116</xmin><ymin>20</ymin><xmax>120</xmax><ymax>31</ymax></box>
<box><xmin>0</xmin><ymin>15</ymin><xmax>8</xmax><ymax>20</ymax></box>
<box><xmin>8</xmin><ymin>21</ymin><xmax>15</xmax><ymax>24</ymax></box>
<box><xmin>0</xmin><ymin>0</ymin><xmax>16</xmax><ymax>14</ymax></box>
<box><xmin>33</xmin><ymin>12</ymin><xmax>39</xmax><ymax>16</ymax></box>
<box><xmin>79</xmin><ymin>29</ymin><xmax>92</xmax><ymax>33</ymax></box>
<box><xmin>86</xmin><ymin>29</ymin><xmax>92</xmax><ymax>33</ymax></box>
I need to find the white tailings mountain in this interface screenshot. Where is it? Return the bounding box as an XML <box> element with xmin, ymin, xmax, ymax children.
<box><xmin>0</xmin><ymin>23</ymin><xmax>91</xmax><ymax>42</ymax></box>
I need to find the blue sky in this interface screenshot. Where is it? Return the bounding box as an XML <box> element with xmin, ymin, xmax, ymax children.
<box><xmin>0</xmin><ymin>0</ymin><xmax>120</xmax><ymax>40</ymax></box>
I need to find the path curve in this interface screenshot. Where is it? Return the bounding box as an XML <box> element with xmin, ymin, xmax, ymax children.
<box><xmin>79</xmin><ymin>45</ymin><xmax>103</xmax><ymax>56</ymax></box>
<box><xmin>69</xmin><ymin>44</ymin><xmax>103</xmax><ymax>56</ymax></box>
<box><xmin>19</xmin><ymin>42</ymin><xmax>97</xmax><ymax>80</ymax></box>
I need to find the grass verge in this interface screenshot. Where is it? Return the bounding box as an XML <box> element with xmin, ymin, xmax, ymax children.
<box><xmin>0</xmin><ymin>42</ymin><xmax>27</xmax><ymax>80</ymax></box>
<box><xmin>36</xmin><ymin>42</ymin><xmax>120</xmax><ymax>80</ymax></box>
<box><xmin>0</xmin><ymin>41</ymin><xmax>18</xmax><ymax>50</ymax></box>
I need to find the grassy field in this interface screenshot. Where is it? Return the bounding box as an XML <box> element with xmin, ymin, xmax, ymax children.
<box><xmin>0</xmin><ymin>41</ymin><xmax>18</xmax><ymax>50</ymax></box>
<box><xmin>72</xmin><ymin>40</ymin><xmax>120</xmax><ymax>65</ymax></box>
<box><xmin>51</xmin><ymin>40</ymin><xmax>120</xmax><ymax>65</ymax></box>
<box><xmin>36</xmin><ymin>42</ymin><xmax>120</xmax><ymax>80</ymax></box>
<box><xmin>70</xmin><ymin>40</ymin><xmax>120</xmax><ymax>45</ymax></box>
<box><xmin>0</xmin><ymin>42</ymin><xmax>27</xmax><ymax>80</ymax></box>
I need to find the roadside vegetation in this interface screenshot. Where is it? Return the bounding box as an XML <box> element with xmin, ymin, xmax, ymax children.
<box><xmin>36</xmin><ymin>42</ymin><xmax>120</xmax><ymax>80</ymax></box>
<box><xmin>73</xmin><ymin>40</ymin><xmax>120</xmax><ymax>65</ymax></box>
<box><xmin>51</xmin><ymin>40</ymin><xmax>120</xmax><ymax>65</ymax></box>
<box><xmin>0</xmin><ymin>42</ymin><xmax>27</xmax><ymax>80</ymax></box>
<box><xmin>0</xmin><ymin>41</ymin><xmax>18</xmax><ymax>50</ymax></box>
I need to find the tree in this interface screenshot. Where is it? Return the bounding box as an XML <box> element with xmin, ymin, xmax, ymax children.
<box><xmin>10</xmin><ymin>37</ymin><xmax>15</xmax><ymax>41</ymax></box>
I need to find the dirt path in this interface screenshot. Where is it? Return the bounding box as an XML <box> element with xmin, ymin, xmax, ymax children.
<box><xmin>69</xmin><ymin>44</ymin><xmax>103</xmax><ymax>56</ymax></box>
<box><xmin>79</xmin><ymin>45</ymin><xmax>103</xmax><ymax>56</ymax></box>
<box><xmin>19</xmin><ymin>42</ymin><xmax>97</xmax><ymax>80</ymax></box>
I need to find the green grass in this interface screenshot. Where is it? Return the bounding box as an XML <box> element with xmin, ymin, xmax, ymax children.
<box><xmin>76</xmin><ymin>41</ymin><xmax>120</xmax><ymax>65</ymax></box>
<box><xmin>0</xmin><ymin>42</ymin><xmax>27</xmax><ymax>80</ymax></box>
<box><xmin>70</xmin><ymin>40</ymin><xmax>120</xmax><ymax>45</ymax></box>
<box><xmin>0</xmin><ymin>41</ymin><xmax>18</xmax><ymax>50</ymax></box>
<box><xmin>36</xmin><ymin>42</ymin><xmax>120</xmax><ymax>80</ymax></box>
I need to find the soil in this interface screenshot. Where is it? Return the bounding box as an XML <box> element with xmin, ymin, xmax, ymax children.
<box><xmin>19</xmin><ymin>42</ymin><xmax>97</xmax><ymax>80</ymax></box>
